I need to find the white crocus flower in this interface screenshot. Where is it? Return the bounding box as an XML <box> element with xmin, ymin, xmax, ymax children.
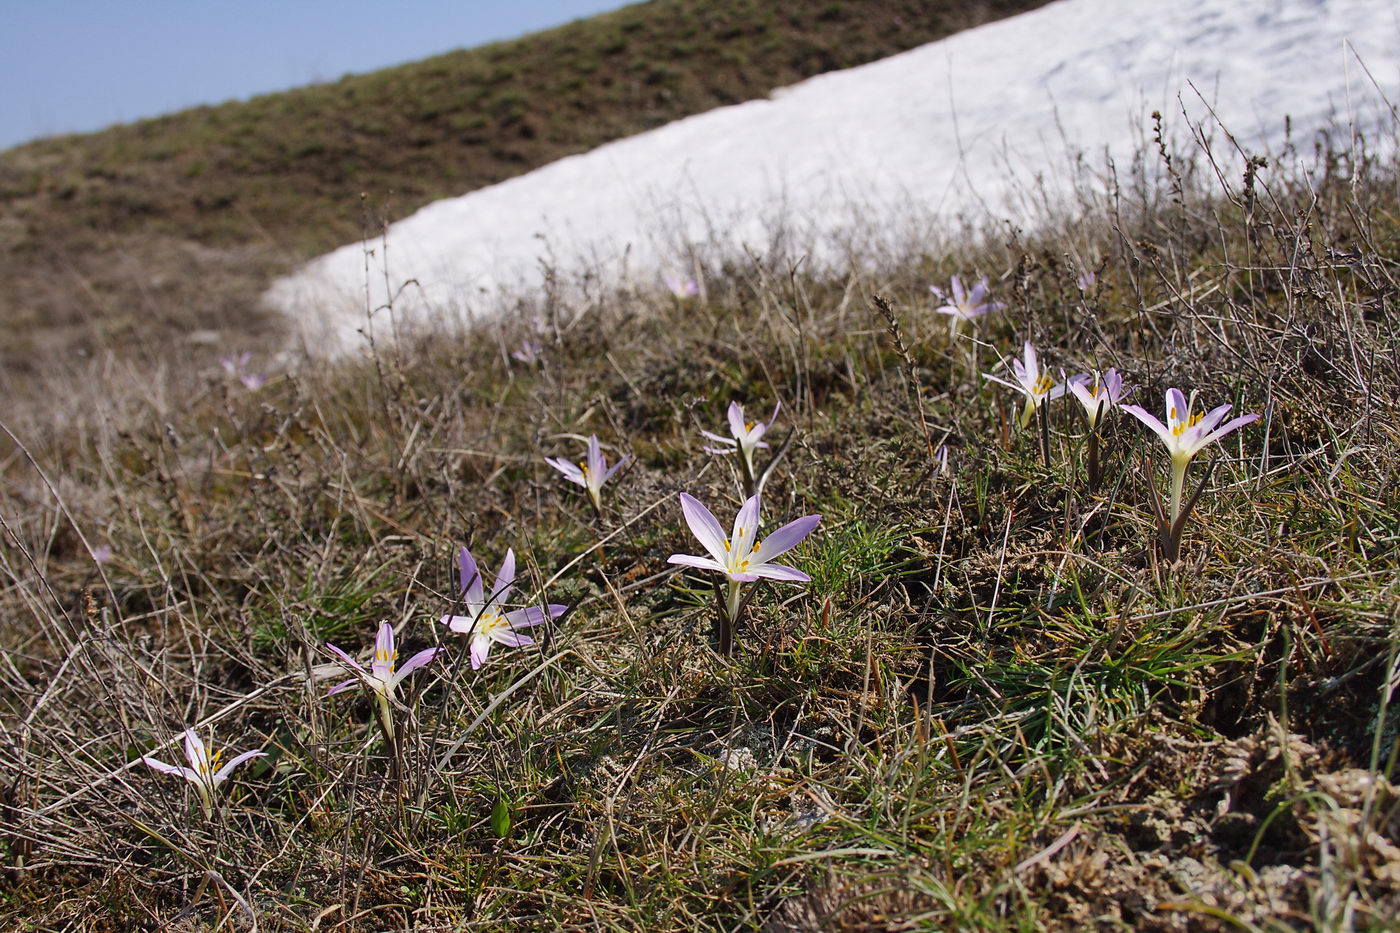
<box><xmin>545</xmin><ymin>434</ymin><xmax>631</xmax><ymax>514</ymax></box>
<box><xmin>326</xmin><ymin>621</ymin><xmax>439</xmax><ymax>741</ymax></box>
<box><xmin>1122</xmin><ymin>387</ymin><xmax>1260</xmax><ymax>524</ymax></box>
<box><xmin>141</xmin><ymin>728</ymin><xmax>265</xmax><ymax>819</ymax></box>
<box><xmin>983</xmin><ymin>341</ymin><xmax>1067</xmax><ymax>428</ymax></box>
<box><xmin>1065</xmin><ymin>368</ymin><xmax>1127</xmax><ymax>430</ymax></box>
<box><xmin>440</xmin><ymin>546</ymin><xmax>568</xmax><ymax>670</ymax></box>
<box><xmin>667</xmin><ymin>493</ymin><xmax>820</xmax><ymax>638</ymax></box>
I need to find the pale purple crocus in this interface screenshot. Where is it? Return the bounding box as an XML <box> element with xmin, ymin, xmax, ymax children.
<box><xmin>1066</xmin><ymin>369</ymin><xmax>1128</xmax><ymax>430</ymax></box>
<box><xmin>326</xmin><ymin>621</ymin><xmax>439</xmax><ymax>741</ymax></box>
<box><xmin>219</xmin><ymin>352</ymin><xmax>251</xmax><ymax>376</ymax></box>
<box><xmin>1076</xmin><ymin>270</ymin><xmax>1098</xmax><ymax>292</ymax></box>
<box><xmin>701</xmin><ymin>401</ymin><xmax>780</xmax><ymax>494</ymax></box>
<box><xmin>1122</xmin><ymin>388</ymin><xmax>1260</xmax><ymax>527</ymax></box>
<box><xmin>667</xmin><ymin>493</ymin><xmax>820</xmax><ymax>653</ymax></box>
<box><xmin>931</xmin><ymin>275</ymin><xmax>1004</xmax><ymax>333</ymax></box>
<box><xmin>220</xmin><ymin>352</ymin><xmax>266</xmax><ymax>391</ymax></box>
<box><xmin>141</xmin><ymin>727</ymin><xmax>266</xmax><ymax>819</ymax></box>
<box><xmin>89</xmin><ymin>544</ymin><xmax>113</xmax><ymax>565</ymax></box>
<box><xmin>440</xmin><ymin>546</ymin><xmax>568</xmax><ymax>671</ymax></box>
<box><xmin>511</xmin><ymin>339</ymin><xmax>543</xmax><ymax>365</ymax></box>
<box><xmin>983</xmin><ymin>341</ymin><xmax>1068</xmax><ymax>429</ymax></box>
<box><xmin>545</xmin><ymin>435</ymin><xmax>631</xmax><ymax>514</ymax></box>
<box><xmin>664</xmin><ymin>275</ymin><xmax>700</xmax><ymax>298</ymax></box>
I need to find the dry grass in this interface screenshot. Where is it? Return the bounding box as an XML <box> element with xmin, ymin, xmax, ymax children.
<box><xmin>1</xmin><ymin>119</ymin><xmax>1399</xmax><ymax>931</ymax></box>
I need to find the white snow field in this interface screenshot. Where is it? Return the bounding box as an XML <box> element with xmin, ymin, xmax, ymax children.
<box><xmin>267</xmin><ymin>0</ymin><xmax>1400</xmax><ymax>354</ymax></box>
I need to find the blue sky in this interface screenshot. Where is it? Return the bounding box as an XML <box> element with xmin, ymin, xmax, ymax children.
<box><xmin>0</xmin><ymin>1</ymin><xmax>632</xmax><ymax>150</ymax></box>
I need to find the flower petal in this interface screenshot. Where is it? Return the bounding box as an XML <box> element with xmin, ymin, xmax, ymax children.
<box><xmin>389</xmin><ymin>647</ymin><xmax>439</xmax><ymax>689</ymax></box>
<box><xmin>470</xmin><ymin>636</ymin><xmax>491</xmax><ymax>670</ymax></box>
<box><xmin>731</xmin><ymin>495</ymin><xmax>762</xmax><ymax>556</ymax></box>
<box><xmin>727</xmin><ymin>401</ymin><xmax>745</xmax><ymax>438</ymax></box>
<box><xmin>752</xmin><ymin>514</ymin><xmax>820</xmax><ymax>564</ymax></box>
<box><xmin>213</xmin><ymin>749</ymin><xmax>267</xmax><ymax>784</ymax></box>
<box><xmin>750</xmin><ymin>563</ymin><xmax>811</xmax><ymax>583</ymax></box>
<box><xmin>441</xmin><ymin>613</ymin><xmax>477</xmax><ymax>635</ymax></box>
<box><xmin>1195</xmin><ymin>402</ymin><xmax>1234</xmax><ymax>436</ymax></box>
<box><xmin>491</xmin><ymin>630</ymin><xmax>536</xmax><ymax>648</ymax></box>
<box><xmin>327</xmin><ymin>678</ymin><xmax>360</xmax><ymax>696</ymax></box>
<box><xmin>325</xmin><ymin>642</ymin><xmax>367</xmax><ymax>676</ymax></box>
<box><xmin>141</xmin><ymin>756</ymin><xmax>184</xmax><ymax>777</ymax></box>
<box><xmin>666</xmin><ymin>554</ymin><xmax>726</xmax><ymax>573</ymax></box>
<box><xmin>1122</xmin><ymin>404</ymin><xmax>1174</xmax><ymax>447</ymax></box>
<box><xmin>699</xmin><ymin>430</ymin><xmax>737</xmax><ymax>447</ymax></box>
<box><xmin>1199</xmin><ymin>412</ymin><xmax>1259</xmax><ymax>449</ymax></box>
<box><xmin>602</xmin><ymin>453</ymin><xmax>631</xmax><ymax>483</ymax></box>
<box><xmin>374</xmin><ymin>622</ymin><xmax>395</xmax><ymax>669</ymax></box>
<box><xmin>983</xmin><ymin>373</ymin><xmax>1026</xmax><ymax>395</ymax></box>
<box><xmin>586</xmin><ymin>435</ymin><xmax>603</xmax><ymax>477</ymax></box>
<box><xmin>490</xmin><ymin>549</ymin><xmax>516</xmax><ymax>606</ymax></box>
<box><xmin>183</xmin><ymin>729</ymin><xmax>206</xmax><ymax>771</ymax></box>
<box><xmin>679</xmin><ymin>493</ymin><xmax>729</xmax><ymax>565</ymax></box>
<box><xmin>459</xmin><ymin>546</ymin><xmax>484</xmax><ymax>605</ymax></box>
<box><xmin>504</xmin><ymin>604</ymin><xmax>567</xmax><ymax>627</ymax></box>
<box><xmin>1165</xmin><ymin>388</ymin><xmax>1190</xmax><ymax>428</ymax></box>
<box><xmin>545</xmin><ymin>457</ymin><xmax>584</xmax><ymax>485</ymax></box>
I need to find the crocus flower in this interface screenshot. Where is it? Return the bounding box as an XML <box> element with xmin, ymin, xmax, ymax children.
<box><xmin>326</xmin><ymin>621</ymin><xmax>438</xmax><ymax>740</ymax></box>
<box><xmin>440</xmin><ymin>546</ymin><xmax>568</xmax><ymax>670</ymax></box>
<box><xmin>701</xmin><ymin>401</ymin><xmax>780</xmax><ymax>494</ymax></box>
<box><xmin>664</xmin><ymin>275</ymin><xmax>700</xmax><ymax>298</ymax></box>
<box><xmin>89</xmin><ymin>544</ymin><xmax>113</xmax><ymax>565</ymax></box>
<box><xmin>141</xmin><ymin>727</ymin><xmax>265</xmax><ymax>819</ymax></box>
<box><xmin>667</xmin><ymin>493</ymin><xmax>820</xmax><ymax>653</ymax></box>
<box><xmin>983</xmin><ymin>341</ymin><xmax>1067</xmax><ymax>429</ymax></box>
<box><xmin>1122</xmin><ymin>388</ymin><xmax>1259</xmax><ymax>525</ymax></box>
<box><xmin>545</xmin><ymin>435</ymin><xmax>631</xmax><ymax>513</ymax></box>
<box><xmin>931</xmin><ymin>275</ymin><xmax>1004</xmax><ymax>332</ymax></box>
<box><xmin>220</xmin><ymin>352</ymin><xmax>266</xmax><ymax>390</ymax></box>
<box><xmin>219</xmin><ymin>352</ymin><xmax>251</xmax><ymax>376</ymax></box>
<box><xmin>1066</xmin><ymin>369</ymin><xmax>1127</xmax><ymax>430</ymax></box>
<box><xmin>1065</xmin><ymin>369</ymin><xmax>1129</xmax><ymax>492</ymax></box>
<box><xmin>511</xmin><ymin>339</ymin><xmax>542</xmax><ymax>365</ymax></box>
<box><xmin>1076</xmin><ymin>270</ymin><xmax>1098</xmax><ymax>292</ymax></box>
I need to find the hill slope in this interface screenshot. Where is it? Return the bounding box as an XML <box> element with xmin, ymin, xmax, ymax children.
<box><xmin>0</xmin><ymin>0</ymin><xmax>1048</xmax><ymax>378</ymax></box>
<box><xmin>268</xmin><ymin>0</ymin><xmax>1400</xmax><ymax>354</ymax></box>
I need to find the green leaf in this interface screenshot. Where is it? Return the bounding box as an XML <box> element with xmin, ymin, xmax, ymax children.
<box><xmin>491</xmin><ymin>798</ymin><xmax>511</xmax><ymax>839</ymax></box>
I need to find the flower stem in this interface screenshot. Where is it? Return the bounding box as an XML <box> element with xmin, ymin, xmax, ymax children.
<box><xmin>1086</xmin><ymin>429</ymin><xmax>1101</xmax><ymax>493</ymax></box>
<box><xmin>1019</xmin><ymin>398</ymin><xmax>1036</xmax><ymax>431</ymax></box>
<box><xmin>1169</xmin><ymin>458</ymin><xmax>1187</xmax><ymax>525</ymax></box>
<box><xmin>739</xmin><ymin>452</ymin><xmax>757</xmax><ymax>499</ymax></box>
<box><xmin>719</xmin><ymin>580</ymin><xmax>741</xmax><ymax>657</ymax></box>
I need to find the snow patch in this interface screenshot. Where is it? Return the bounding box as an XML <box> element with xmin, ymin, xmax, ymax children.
<box><xmin>266</xmin><ymin>0</ymin><xmax>1400</xmax><ymax>355</ymax></box>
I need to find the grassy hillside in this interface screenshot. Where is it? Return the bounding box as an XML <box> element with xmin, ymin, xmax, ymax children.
<box><xmin>1</xmin><ymin>116</ymin><xmax>1398</xmax><ymax>929</ymax></box>
<box><xmin>0</xmin><ymin>0</ymin><xmax>1049</xmax><ymax>379</ymax></box>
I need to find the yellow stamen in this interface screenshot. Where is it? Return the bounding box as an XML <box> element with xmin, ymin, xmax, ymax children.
<box><xmin>745</xmin><ymin>421</ymin><xmax>755</xmax><ymax>432</ymax></box>
<box><xmin>1033</xmin><ymin>375</ymin><xmax>1054</xmax><ymax>395</ymax></box>
<box><xmin>1171</xmin><ymin>412</ymin><xmax>1203</xmax><ymax>436</ymax></box>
